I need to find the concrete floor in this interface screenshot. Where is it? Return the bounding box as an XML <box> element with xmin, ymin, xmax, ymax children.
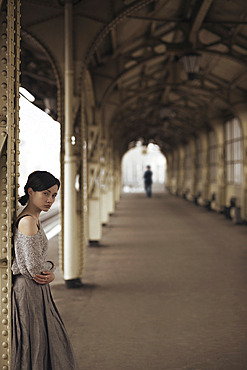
<box><xmin>48</xmin><ymin>192</ymin><xmax>247</xmax><ymax>370</ymax></box>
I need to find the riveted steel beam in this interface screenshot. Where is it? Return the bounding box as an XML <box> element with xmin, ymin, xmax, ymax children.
<box><xmin>0</xmin><ymin>0</ymin><xmax>20</xmax><ymax>368</ymax></box>
<box><xmin>128</xmin><ymin>15</ymin><xmax>247</xmax><ymax>25</ymax></box>
<box><xmin>80</xmin><ymin>0</ymin><xmax>157</xmax><ymax>89</ymax></box>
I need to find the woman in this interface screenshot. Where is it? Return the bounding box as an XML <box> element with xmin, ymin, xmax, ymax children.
<box><xmin>11</xmin><ymin>171</ymin><xmax>79</xmax><ymax>370</ymax></box>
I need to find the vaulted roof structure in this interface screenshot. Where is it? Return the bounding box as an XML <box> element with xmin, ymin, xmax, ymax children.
<box><xmin>20</xmin><ymin>0</ymin><xmax>247</xmax><ymax>155</ymax></box>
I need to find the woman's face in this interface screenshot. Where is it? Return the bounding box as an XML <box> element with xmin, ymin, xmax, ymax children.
<box><xmin>28</xmin><ymin>184</ymin><xmax>58</xmax><ymax>212</ymax></box>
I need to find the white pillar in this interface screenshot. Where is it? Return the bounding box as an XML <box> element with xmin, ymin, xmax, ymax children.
<box><xmin>101</xmin><ymin>190</ymin><xmax>109</xmax><ymax>224</ymax></box>
<box><xmin>88</xmin><ymin>197</ymin><xmax>102</xmax><ymax>240</ymax></box>
<box><xmin>88</xmin><ymin>165</ymin><xmax>102</xmax><ymax>241</ymax></box>
<box><xmin>107</xmin><ymin>152</ymin><xmax>115</xmax><ymax>214</ymax></box>
<box><xmin>64</xmin><ymin>1</ymin><xmax>81</xmax><ymax>284</ymax></box>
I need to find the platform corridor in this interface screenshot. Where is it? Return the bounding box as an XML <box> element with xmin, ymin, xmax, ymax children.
<box><xmin>49</xmin><ymin>192</ymin><xmax>247</xmax><ymax>370</ymax></box>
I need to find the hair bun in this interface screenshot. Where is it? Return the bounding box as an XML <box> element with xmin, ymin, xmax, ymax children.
<box><xmin>18</xmin><ymin>194</ymin><xmax>29</xmax><ymax>206</ymax></box>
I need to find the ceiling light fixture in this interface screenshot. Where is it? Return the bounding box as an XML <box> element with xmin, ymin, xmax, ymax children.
<box><xmin>181</xmin><ymin>53</ymin><xmax>201</xmax><ymax>80</ymax></box>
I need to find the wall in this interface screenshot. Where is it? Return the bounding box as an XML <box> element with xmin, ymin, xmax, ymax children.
<box><xmin>166</xmin><ymin>114</ymin><xmax>247</xmax><ymax>222</ymax></box>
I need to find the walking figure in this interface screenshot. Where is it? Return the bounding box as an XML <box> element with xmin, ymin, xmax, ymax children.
<box><xmin>11</xmin><ymin>171</ymin><xmax>79</xmax><ymax>370</ymax></box>
<box><xmin>144</xmin><ymin>165</ymin><xmax>153</xmax><ymax>197</ymax></box>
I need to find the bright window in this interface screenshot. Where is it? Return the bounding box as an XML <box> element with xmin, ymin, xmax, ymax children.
<box><xmin>225</xmin><ymin>118</ymin><xmax>242</xmax><ymax>184</ymax></box>
<box><xmin>209</xmin><ymin>131</ymin><xmax>218</xmax><ymax>183</ymax></box>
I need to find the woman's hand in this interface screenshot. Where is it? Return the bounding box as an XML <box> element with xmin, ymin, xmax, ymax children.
<box><xmin>33</xmin><ymin>271</ymin><xmax>55</xmax><ymax>285</ymax></box>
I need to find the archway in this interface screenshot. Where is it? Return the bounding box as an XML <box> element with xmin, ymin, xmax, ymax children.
<box><xmin>122</xmin><ymin>142</ymin><xmax>167</xmax><ymax>193</ymax></box>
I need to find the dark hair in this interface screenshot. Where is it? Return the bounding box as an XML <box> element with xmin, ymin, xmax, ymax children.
<box><xmin>19</xmin><ymin>171</ymin><xmax>60</xmax><ymax>206</ymax></box>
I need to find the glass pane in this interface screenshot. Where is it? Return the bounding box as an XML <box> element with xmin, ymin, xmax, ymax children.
<box><xmin>225</xmin><ymin>121</ymin><xmax>230</xmax><ymax>140</ymax></box>
<box><xmin>226</xmin><ymin>164</ymin><xmax>231</xmax><ymax>182</ymax></box>
<box><xmin>239</xmin><ymin>164</ymin><xmax>243</xmax><ymax>183</ymax></box>
<box><xmin>233</xmin><ymin>119</ymin><xmax>237</xmax><ymax>138</ymax></box>
<box><xmin>210</xmin><ymin>167</ymin><xmax>213</xmax><ymax>181</ymax></box>
<box><xmin>226</xmin><ymin>143</ymin><xmax>231</xmax><ymax>161</ymax></box>
<box><xmin>239</xmin><ymin>140</ymin><xmax>243</xmax><ymax>160</ymax></box>
<box><xmin>233</xmin><ymin>141</ymin><xmax>238</xmax><ymax>161</ymax></box>
<box><xmin>233</xmin><ymin>119</ymin><xmax>241</xmax><ymax>139</ymax></box>
<box><xmin>234</xmin><ymin>163</ymin><xmax>239</xmax><ymax>183</ymax></box>
<box><xmin>234</xmin><ymin>163</ymin><xmax>242</xmax><ymax>184</ymax></box>
<box><xmin>230</xmin><ymin>164</ymin><xmax>234</xmax><ymax>183</ymax></box>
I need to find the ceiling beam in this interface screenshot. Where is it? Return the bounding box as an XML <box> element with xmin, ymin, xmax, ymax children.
<box><xmin>189</xmin><ymin>0</ymin><xmax>215</xmax><ymax>48</ymax></box>
<box><xmin>22</xmin><ymin>70</ymin><xmax>57</xmax><ymax>85</ymax></box>
<box><xmin>128</xmin><ymin>15</ymin><xmax>247</xmax><ymax>25</ymax></box>
<box><xmin>111</xmin><ymin>28</ymin><xmax>117</xmax><ymax>52</ymax></box>
<box><xmin>228</xmin><ymin>6</ymin><xmax>247</xmax><ymax>37</ymax></box>
<box><xmin>231</xmin><ymin>70</ymin><xmax>247</xmax><ymax>89</ymax></box>
<box><xmin>98</xmin><ymin>45</ymin><xmax>247</xmax><ymax>111</ymax></box>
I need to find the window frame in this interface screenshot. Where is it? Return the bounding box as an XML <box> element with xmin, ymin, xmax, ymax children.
<box><xmin>208</xmin><ymin>130</ymin><xmax>218</xmax><ymax>183</ymax></box>
<box><xmin>225</xmin><ymin>118</ymin><xmax>243</xmax><ymax>185</ymax></box>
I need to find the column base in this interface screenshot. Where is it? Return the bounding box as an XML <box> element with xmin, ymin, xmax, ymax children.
<box><xmin>89</xmin><ymin>240</ymin><xmax>100</xmax><ymax>245</ymax></box>
<box><xmin>65</xmin><ymin>278</ymin><xmax>83</xmax><ymax>289</ymax></box>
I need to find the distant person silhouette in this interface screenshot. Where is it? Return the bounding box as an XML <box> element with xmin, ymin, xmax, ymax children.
<box><xmin>144</xmin><ymin>165</ymin><xmax>153</xmax><ymax>198</ymax></box>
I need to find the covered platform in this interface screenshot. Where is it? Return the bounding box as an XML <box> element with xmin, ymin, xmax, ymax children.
<box><xmin>49</xmin><ymin>192</ymin><xmax>247</xmax><ymax>370</ymax></box>
<box><xmin>2</xmin><ymin>1</ymin><xmax>247</xmax><ymax>365</ymax></box>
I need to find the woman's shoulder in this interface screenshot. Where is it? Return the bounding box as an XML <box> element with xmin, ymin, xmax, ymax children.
<box><xmin>16</xmin><ymin>215</ymin><xmax>39</xmax><ymax>236</ymax></box>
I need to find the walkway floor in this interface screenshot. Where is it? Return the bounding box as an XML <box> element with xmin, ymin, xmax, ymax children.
<box><xmin>48</xmin><ymin>192</ymin><xmax>247</xmax><ymax>370</ymax></box>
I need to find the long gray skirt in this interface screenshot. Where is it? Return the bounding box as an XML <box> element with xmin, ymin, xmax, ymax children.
<box><xmin>11</xmin><ymin>275</ymin><xmax>79</xmax><ymax>370</ymax></box>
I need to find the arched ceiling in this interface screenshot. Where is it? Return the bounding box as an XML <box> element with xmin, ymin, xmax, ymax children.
<box><xmin>20</xmin><ymin>0</ymin><xmax>247</xmax><ymax>154</ymax></box>
<box><xmin>20</xmin><ymin>31</ymin><xmax>58</xmax><ymax>118</ymax></box>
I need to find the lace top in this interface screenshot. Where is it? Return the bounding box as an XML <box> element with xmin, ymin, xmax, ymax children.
<box><xmin>12</xmin><ymin>222</ymin><xmax>55</xmax><ymax>279</ymax></box>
